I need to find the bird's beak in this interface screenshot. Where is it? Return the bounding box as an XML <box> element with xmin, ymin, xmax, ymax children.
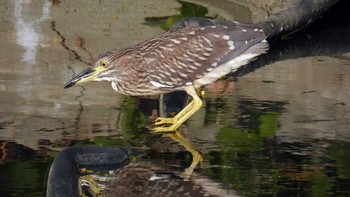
<box><xmin>64</xmin><ymin>67</ymin><xmax>100</xmax><ymax>89</ymax></box>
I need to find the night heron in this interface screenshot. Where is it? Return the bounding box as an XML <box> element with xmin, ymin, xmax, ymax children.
<box><xmin>64</xmin><ymin>21</ymin><xmax>268</xmax><ymax>132</ymax></box>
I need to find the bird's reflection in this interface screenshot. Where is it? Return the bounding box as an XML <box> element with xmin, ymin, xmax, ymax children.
<box><xmin>163</xmin><ymin>129</ymin><xmax>203</xmax><ymax>179</ymax></box>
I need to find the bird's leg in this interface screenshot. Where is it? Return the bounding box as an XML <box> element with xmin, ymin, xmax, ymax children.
<box><xmin>155</xmin><ymin>89</ymin><xmax>204</xmax><ymax>126</ymax></box>
<box><xmin>79</xmin><ymin>175</ymin><xmax>104</xmax><ymax>196</ymax></box>
<box><xmin>154</xmin><ymin>86</ymin><xmax>203</xmax><ymax>132</ymax></box>
<box><xmin>154</xmin><ymin>100</ymin><xmax>195</xmax><ymax>126</ymax></box>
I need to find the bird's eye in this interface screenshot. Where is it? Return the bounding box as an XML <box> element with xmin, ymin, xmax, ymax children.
<box><xmin>100</xmin><ymin>61</ymin><xmax>109</xmax><ymax>68</ymax></box>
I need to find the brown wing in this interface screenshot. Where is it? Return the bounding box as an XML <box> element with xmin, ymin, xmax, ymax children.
<box><xmin>143</xmin><ymin>22</ymin><xmax>267</xmax><ymax>88</ymax></box>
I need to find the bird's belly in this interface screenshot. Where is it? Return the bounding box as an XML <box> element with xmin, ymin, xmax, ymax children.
<box><xmin>111</xmin><ymin>81</ymin><xmax>174</xmax><ymax>96</ymax></box>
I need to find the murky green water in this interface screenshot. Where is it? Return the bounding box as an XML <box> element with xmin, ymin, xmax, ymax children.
<box><xmin>1</xmin><ymin>0</ymin><xmax>350</xmax><ymax>196</ymax></box>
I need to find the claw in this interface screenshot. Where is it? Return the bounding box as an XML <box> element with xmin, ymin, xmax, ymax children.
<box><xmin>154</xmin><ymin>117</ymin><xmax>177</xmax><ymax>126</ymax></box>
<box><xmin>153</xmin><ymin>124</ymin><xmax>177</xmax><ymax>133</ymax></box>
<box><xmin>154</xmin><ymin>116</ymin><xmax>181</xmax><ymax>132</ymax></box>
<box><xmin>200</xmin><ymin>90</ymin><xmax>205</xmax><ymax>97</ymax></box>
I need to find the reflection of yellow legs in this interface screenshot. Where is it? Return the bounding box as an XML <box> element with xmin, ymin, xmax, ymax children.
<box><xmin>154</xmin><ymin>86</ymin><xmax>204</xmax><ymax>132</ymax></box>
<box><xmin>165</xmin><ymin>129</ymin><xmax>203</xmax><ymax>178</ymax></box>
<box><xmin>79</xmin><ymin>175</ymin><xmax>105</xmax><ymax>197</ymax></box>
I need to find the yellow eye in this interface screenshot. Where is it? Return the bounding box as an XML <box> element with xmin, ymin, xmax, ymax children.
<box><xmin>99</xmin><ymin>61</ymin><xmax>109</xmax><ymax>68</ymax></box>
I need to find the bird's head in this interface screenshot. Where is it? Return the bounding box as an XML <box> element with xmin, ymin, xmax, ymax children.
<box><xmin>64</xmin><ymin>53</ymin><xmax>122</xmax><ymax>89</ymax></box>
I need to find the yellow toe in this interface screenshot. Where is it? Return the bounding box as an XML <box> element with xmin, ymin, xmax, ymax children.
<box><xmin>153</xmin><ymin>124</ymin><xmax>177</xmax><ymax>133</ymax></box>
<box><xmin>154</xmin><ymin>117</ymin><xmax>177</xmax><ymax>126</ymax></box>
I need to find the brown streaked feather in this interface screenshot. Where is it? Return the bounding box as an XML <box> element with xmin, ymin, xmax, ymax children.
<box><xmin>99</xmin><ymin>22</ymin><xmax>267</xmax><ymax>96</ymax></box>
<box><xmin>139</xmin><ymin>23</ymin><xmax>266</xmax><ymax>88</ymax></box>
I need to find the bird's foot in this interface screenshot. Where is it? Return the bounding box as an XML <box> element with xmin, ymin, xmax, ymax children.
<box><xmin>79</xmin><ymin>175</ymin><xmax>104</xmax><ymax>196</ymax></box>
<box><xmin>153</xmin><ymin>124</ymin><xmax>178</xmax><ymax>133</ymax></box>
<box><xmin>198</xmin><ymin>90</ymin><xmax>205</xmax><ymax>99</ymax></box>
<box><xmin>154</xmin><ymin>117</ymin><xmax>177</xmax><ymax>126</ymax></box>
<box><xmin>153</xmin><ymin>117</ymin><xmax>179</xmax><ymax>133</ymax></box>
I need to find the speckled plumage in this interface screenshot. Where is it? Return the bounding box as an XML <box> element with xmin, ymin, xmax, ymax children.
<box><xmin>64</xmin><ymin>20</ymin><xmax>269</xmax><ymax>132</ymax></box>
<box><xmin>95</xmin><ymin>22</ymin><xmax>268</xmax><ymax>96</ymax></box>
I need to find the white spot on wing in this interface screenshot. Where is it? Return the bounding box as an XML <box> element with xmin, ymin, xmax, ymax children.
<box><xmin>198</xmin><ymin>56</ymin><xmax>207</xmax><ymax>60</ymax></box>
<box><xmin>205</xmin><ymin>47</ymin><xmax>213</xmax><ymax>52</ymax></box>
<box><xmin>189</xmin><ymin>65</ymin><xmax>197</xmax><ymax>70</ymax></box>
<box><xmin>203</xmin><ymin>52</ymin><xmax>211</xmax><ymax>56</ymax></box>
<box><xmin>145</xmin><ymin>57</ymin><xmax>155</xmax><ymax>64</ymax></box>
<box><xmin>194</xmin><ymin>62</ymin><xmax>201</xmax><ymax>66</ymax></box>
<box><xmin>179</xmin><ymin>72</ymin><xmax>187</xmax><ymax>78</ymax></box>
<box><xmin>223</xmin><ymin>35</ymin><xmax>230</xmax><ymax>40</ymax></box>
<box><xmin>150</xmin><ymin>81</ymin><xmax>173</xmax><ymax>88</ymax></box>
<box><xmin>169</xmin><ymin>68</ymin><xmax>177</xmax><ymax>73</ymax></box>
<box><xmin>166</xmin><ymin>43</ymin><xmax>173</xmax><ymax>47</ymax></box>
<box><xmin>188</xmin><ymin>31</ymin><xmax>195</xmax><ymax>35</ymax></box>
<box><xmin>170</xmin><ymin>39</ymin><xmax>180</xmax><ymax>44</ymax></box>
<box><xmin>227</xmin><ymin>41</ymin><xmax>235</xmax><ymax>50</ymax></box>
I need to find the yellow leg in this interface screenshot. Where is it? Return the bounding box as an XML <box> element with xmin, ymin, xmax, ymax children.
<box><xmin>154</xmin><ymin>86</ymin><xmax>204</xmax><ymax>132</ymax></box>
<box><xmin>79</xmin><ymin>175</ymin><xmax>104</xmax><ymax>196</ymax></box>
<box><xmin>155</xmin><ymin>88</ymin><xmax>205</xmax><ymax>126</ymax></box>
<box><xmin>165</xmin><ymin>130</ymin><xmax>203</xmax><ymax>178</ymax></box>
<box><xmin>154</xmin><ymin>99</ymin><xmax>195</xmax><ymax>126</ymax></box>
